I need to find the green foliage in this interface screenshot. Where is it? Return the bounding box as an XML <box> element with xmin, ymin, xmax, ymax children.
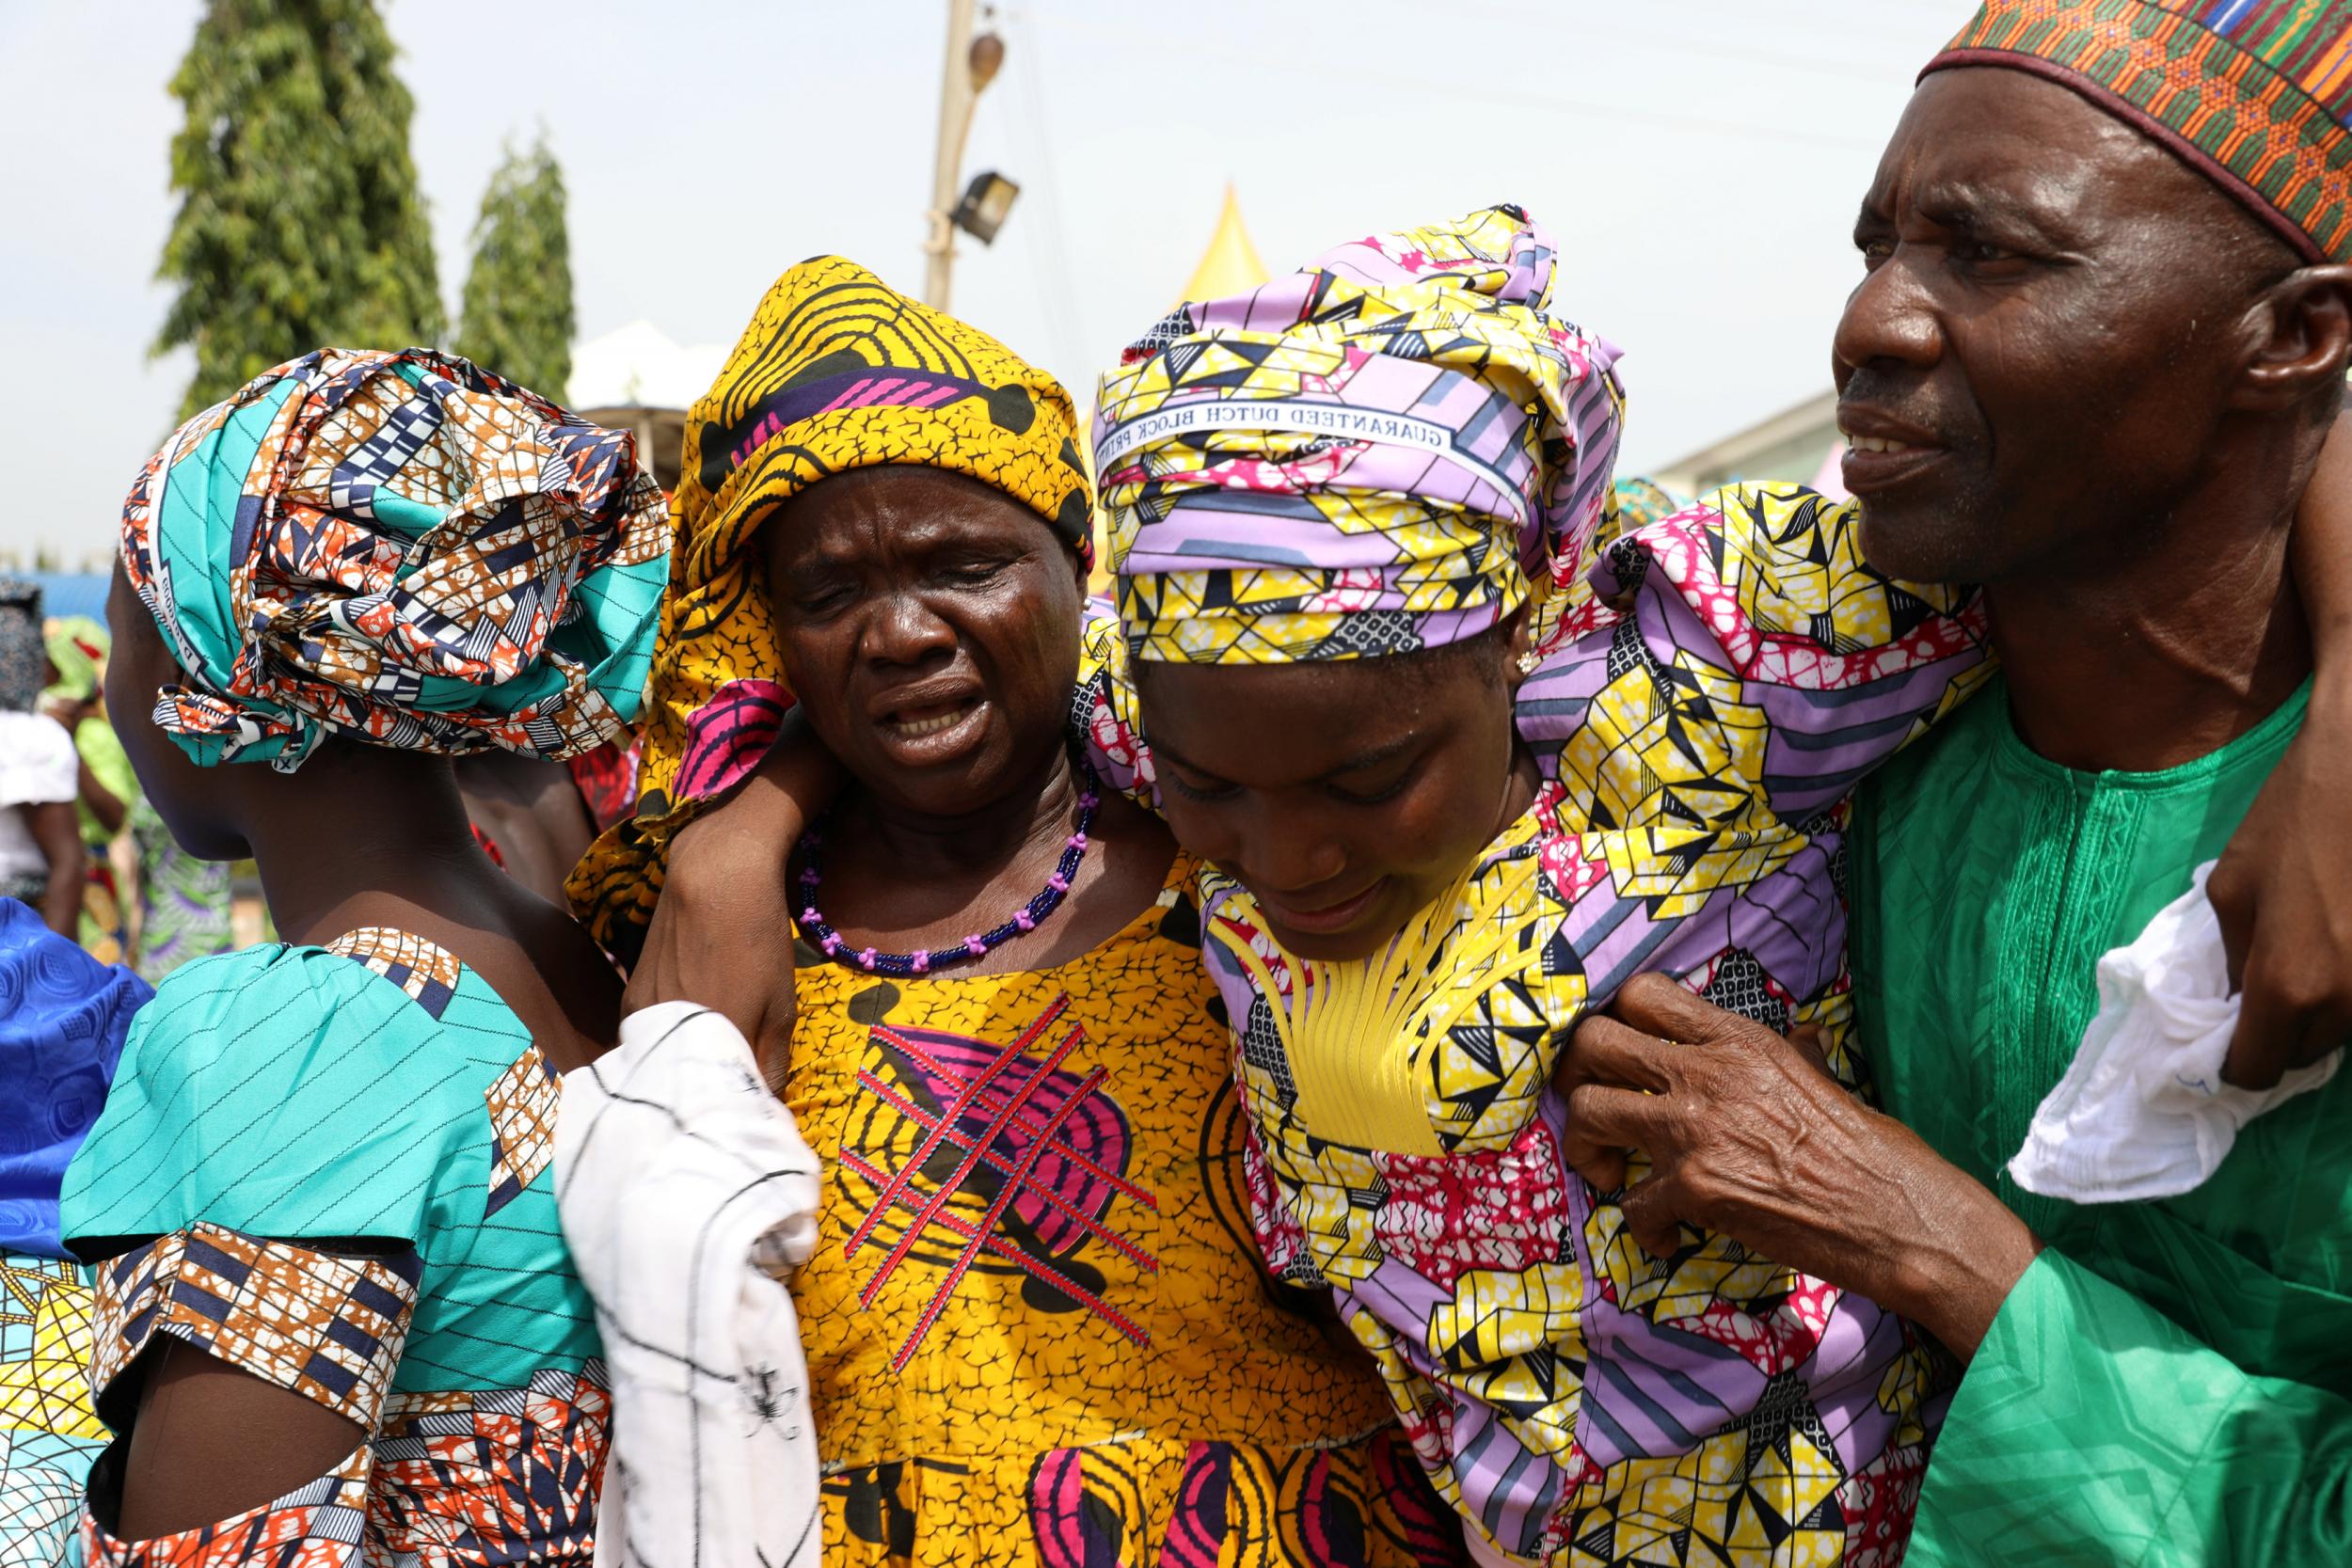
<box><xmin>454</xmin><ymin>136</ymin><xmax>575</xmax><ymax>402</ymax></box>
<box><xmin>154</xmin><ymin>0</ymin><xmax>444</xmax><ymax>420</ymax></box>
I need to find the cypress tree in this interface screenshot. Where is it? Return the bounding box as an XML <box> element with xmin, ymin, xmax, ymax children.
<box><xmin>153</xmin><ymin>0</ymin><xmax>444</xmax><ymax>419</ymax></box>
<box><xmin>454</xmin><ymin>136</ymin><xmax>575</xmax><ymax>401</ymax></box>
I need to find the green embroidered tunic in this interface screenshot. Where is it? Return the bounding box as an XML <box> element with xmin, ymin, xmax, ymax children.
<box><xmin>1851</xmin><ymin>674</ymin><xmax>2352</xmax><ymax>1565</ymax></box>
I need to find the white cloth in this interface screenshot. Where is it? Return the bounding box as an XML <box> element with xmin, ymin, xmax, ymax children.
<box><xmin>556</xmin><ymin>1001</ymin><xmax>823</xmax><ymax>1568</ymax></box>
<box><xmin>0</xmin><ymin>712</ymin><xmax>77</xmax><ymax>884</ymax></box>
<box><xmin>2009</xmin><ymin>861</ymin><xmax>2340</xmax><ymax>1204</ymax></box>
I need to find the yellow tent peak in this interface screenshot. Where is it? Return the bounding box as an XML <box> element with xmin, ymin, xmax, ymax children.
<box><xmin>1177</xmin><ymin>183</ymin><xmax>1269</xmax><ymax>304</ymax></box>
<box><xmin>1084</xmin><ymin>187</ymin><xmax>1272</xmax><ymax>594</ymax></box>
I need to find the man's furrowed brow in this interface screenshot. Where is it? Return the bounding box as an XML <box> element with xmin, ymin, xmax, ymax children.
<box><xmin>1915</xmin><ymin>177</ymin><xmax>2079</xmax><ymax>248</ymax></box>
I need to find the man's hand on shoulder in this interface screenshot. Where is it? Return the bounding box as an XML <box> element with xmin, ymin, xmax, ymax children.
<box><xmin>1555</xmin><ymin>974</ymin><xmax>2042</xmax><ymax>1361</ymax></box>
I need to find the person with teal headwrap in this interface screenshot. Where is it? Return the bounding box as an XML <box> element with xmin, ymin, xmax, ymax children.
<box><xmin>58</xmin><ymin>347</ymin><xmax>667</xmax><ymax>1560</ymax></box>
<box><xmin>0</xmin><ymin>895</ymin><xmax>149</xmax><ymax>1562</ymax></box>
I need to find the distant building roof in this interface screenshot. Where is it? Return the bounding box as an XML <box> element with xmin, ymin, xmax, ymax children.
<box><xmin>1650</xmin><ymin>388</ymin><xmax>1846</xmax><ymax>501</ymax></box>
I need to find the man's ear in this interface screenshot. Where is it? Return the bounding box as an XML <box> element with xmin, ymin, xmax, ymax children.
<box><xmin>2237</xmin><ymin>263</ymin><xmax>2352</xmax><ymax>414</ymax></box>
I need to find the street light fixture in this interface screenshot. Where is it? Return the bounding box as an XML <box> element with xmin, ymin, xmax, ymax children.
<box><xmin>950</xmin><ymin>171</ymin><xmax>1020</xmax><ymax>245</ymax></box>
<box><xmin>923</xmin><ymin>1</ymin><xmax>1015</xmax><ymax>309</ymax></box>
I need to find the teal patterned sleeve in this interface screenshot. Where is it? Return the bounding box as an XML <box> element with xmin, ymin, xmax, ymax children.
<box><xmin>59</xmin><ymin>942</ymin><xmax>463</xmax><ymax>1249</ymax></box>
<box><xmin>1913</xmin><ymin>1250</ymin><xmax>2352</xmax><ymax>1567</ymax></box>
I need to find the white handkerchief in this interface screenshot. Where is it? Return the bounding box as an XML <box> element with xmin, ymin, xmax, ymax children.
<box><xmin>2009</xmin><ymin>862</ymin><xmax>2338</xmax><ymax>1205</ymax></box>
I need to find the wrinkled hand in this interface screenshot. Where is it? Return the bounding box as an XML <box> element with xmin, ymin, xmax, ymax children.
<box><xmin>622</xmin><ymin>718</ymin><xmax>842</xmax><ymax>1093</ymax></box>
<box><xmin>2210</xmin><ymin>670</ymin><xmax>2352</xmax><ymax>1088</ymax></box>
<box><xmin>1555</xmin><ymin>974</ymin><xmax>2040</xmax><ymax>1359</ymax></box>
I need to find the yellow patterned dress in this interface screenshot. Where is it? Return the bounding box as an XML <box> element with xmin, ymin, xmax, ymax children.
<box><xmin>1</xmin><ymin>1257</ymin><xmax>107</xmax><ymax>1557</ymax></box>
<box><xmin>785</xmin><ymin>854</ymin><xmax>1462</xmax><ymax>1568</ymax></box>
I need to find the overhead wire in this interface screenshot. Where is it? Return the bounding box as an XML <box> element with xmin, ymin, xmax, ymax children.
<box><xmin>999</xmin><ymin>3</ymin><xmax>1089</xmax><ymax>378</ymax></box>
<box><xmin>1017</xmin><ymin>5</ymin><xmax>1899</xmax><ymax>153</ymax></box>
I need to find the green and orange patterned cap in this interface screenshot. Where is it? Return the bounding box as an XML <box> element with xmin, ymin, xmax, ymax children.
<box><xmin>1925</xmin><ymin>0</ymin><xmax>2352</xmax><ymax>262</ymax></box>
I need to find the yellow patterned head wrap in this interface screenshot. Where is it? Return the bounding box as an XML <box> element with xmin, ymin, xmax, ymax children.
<box><xmin>569</xmin><ymin>256</ymin><xmax>1092</xmax><ymax>959</ymax></box>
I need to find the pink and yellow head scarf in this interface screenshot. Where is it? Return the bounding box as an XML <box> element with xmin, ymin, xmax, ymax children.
<box><xmin>1093</xmin><ymin>204</ymin><xmax>1625</xmax><ymax>664</ymax></box>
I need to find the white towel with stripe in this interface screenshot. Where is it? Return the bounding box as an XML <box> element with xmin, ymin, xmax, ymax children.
<box><xmin>557</xmin><ymin>1001</ymin><xmax>822</xmax><ymax>1568</ymax></box>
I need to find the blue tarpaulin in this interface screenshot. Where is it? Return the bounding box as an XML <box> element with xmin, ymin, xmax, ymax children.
<box><xmin>24</xmin><ymin>574</ymin><xmax>110</xmax><ymax>627</ymax></box>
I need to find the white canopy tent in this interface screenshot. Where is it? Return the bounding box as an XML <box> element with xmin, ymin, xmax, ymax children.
<box><xmin>569</xmin><ymin>321</ymin><xmax>731</xmax><ymax>493</ymax></box>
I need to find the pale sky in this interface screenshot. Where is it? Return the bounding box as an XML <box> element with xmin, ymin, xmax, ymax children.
<box><xmin>0</xmin><ymin>0</ymin><xmax>1968</xmax><ymax>561</ymax></box>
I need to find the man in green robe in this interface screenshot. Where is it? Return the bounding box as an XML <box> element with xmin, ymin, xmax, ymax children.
<box><xmin>1559</xmin><ymin>2</ymin><xmax>2352</xmax><ymax>1561</ymax></box>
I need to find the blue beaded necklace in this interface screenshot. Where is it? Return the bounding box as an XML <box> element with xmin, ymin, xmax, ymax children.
<box><xmin>795</xmin><ymin>755</ymin><xmax>1103</xmax><ymax>976</ymax></box>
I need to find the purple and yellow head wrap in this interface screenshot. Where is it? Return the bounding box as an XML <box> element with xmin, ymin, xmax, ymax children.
<box><xmin>1926</xmin><ymin>0</ymin><xmax>2352</xmax><ymax>263</ymax></box>
<box><xmin>569</xmin><ymin>256</ymin><xmax>1092</xmax><ymax>958</ymax></box>
<box><xmin>118</xmin><ymin>348</ymin><xmax>671</xmax><ymax>772</ymax></box>
<box><xmin>1094</xmin><ymin>204</ymin><xmax>1625</xmax><ymax>664</ymax></box>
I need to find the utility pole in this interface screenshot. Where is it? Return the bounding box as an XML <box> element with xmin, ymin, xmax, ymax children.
<box><xmin>923</xmin><ymin>0</ymin><xmax>1003</xmax><ymax>310</ymax></box>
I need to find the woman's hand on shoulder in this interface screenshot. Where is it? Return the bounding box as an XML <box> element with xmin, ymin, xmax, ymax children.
<box><xmin>2227</xmin><ymin>410</ymin><xmax>2352</xmax><ymax>1087</ymax></box>
<box><xmin>624</xmin><ymin>718</ymin><xmax>842</xmax><ymax>1092</ymax></box>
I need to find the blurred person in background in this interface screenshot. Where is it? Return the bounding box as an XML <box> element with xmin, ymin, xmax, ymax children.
<box><xmin>455</xmin><ymin>751</ymin><xmax>599</xmax><ymax>904</ymax></box>
<box><xmin>564</xmin><ymin>730</ymin><xmax>641</xmax><ymax>838</ymax></box>
<box><xmin>0</xmin><ymin>579</ymin><xmax>84</xmax><ymax>937</ymax></box>
<box><xmin>126</xmin><ymin>795</ymin><xmax>235</xmax><ymax>984</ymax></box>
<box><xmin>41</xmin><ymin>617</ymin><xmax>135</xmax><ymax>963</ymax></box>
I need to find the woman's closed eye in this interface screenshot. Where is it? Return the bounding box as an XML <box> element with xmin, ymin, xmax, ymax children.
<box><xmin>1326</xmin><ymin>758</ymin><xmax>1421</xmax><ymax>806</ymax></box>
<box><xmin>1163</xmin><ymin>766</ymin><xmax>1239</xmax><ymax>804</ymax></box>
<box><xmin>933</xmin><ymin>553</ymin><xmax>1019</xmax><ymax>588</ymax></box>
<box><xmin>790</xmin><ymin>579</ymin><xmax>858</xmax><ymax>617</ymax></box>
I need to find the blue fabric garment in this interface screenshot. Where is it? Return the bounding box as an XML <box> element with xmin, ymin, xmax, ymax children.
<box><xmin>0</xmin><ymin>897</ymin><xmax>149</xmax><ymax>1257</ymax></box>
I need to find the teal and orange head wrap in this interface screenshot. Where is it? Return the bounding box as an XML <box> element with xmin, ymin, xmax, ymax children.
<box><xmin>1927</xmin><ymin>1</ymin><xmax>2352</xmax><ymax>262</ymax></box>
<box><xmin>119</xmin><ymin>347</ymin><xmax>671</xmax><ymax>772</ymax></box>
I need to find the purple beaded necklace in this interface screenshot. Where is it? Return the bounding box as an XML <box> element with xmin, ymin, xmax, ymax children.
<box><xmin>795</xmin><ymin>754</ymin><xmax>1103</xmax><ymax>976</ymax></box>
